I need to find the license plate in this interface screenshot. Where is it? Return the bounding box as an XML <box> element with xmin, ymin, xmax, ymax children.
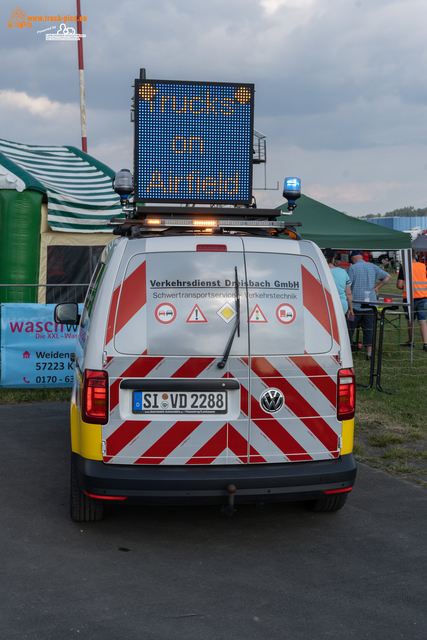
<box><xmin>132</xmin><ymin>390</ymin><xmax>227</xmax><ymax>414</ymax></box>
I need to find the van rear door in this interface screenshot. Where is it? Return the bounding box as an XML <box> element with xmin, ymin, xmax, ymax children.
<box><xmin>104</xmin><ymin>236</ymin><xmax>252</xmax><ymax>465</ymax></box>
<box><xmin>241</xmin><ymin>238</ymin><xmax>341</xmax><ymax>463</ymax></box>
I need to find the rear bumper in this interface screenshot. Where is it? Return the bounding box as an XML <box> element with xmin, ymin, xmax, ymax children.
<box><xmin>73</xmin><ymin>452</ymin><xmax>357</xmax><ymax>506</ymax></box>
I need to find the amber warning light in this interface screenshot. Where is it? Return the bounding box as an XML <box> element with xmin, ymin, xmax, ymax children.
<box><xmin>192</xmin><ymin>220</ymin><xmax>217</xmax><ymax>227</ymax></box>
<box><xmin>129</xmin><ymin>218</ymin><xmax>289</xmax><ymax>231</ymax></box>
<box><xmin>145</xmin><ymin>218</ymin><xmax>218</xmax><ymax>227</ymax></box>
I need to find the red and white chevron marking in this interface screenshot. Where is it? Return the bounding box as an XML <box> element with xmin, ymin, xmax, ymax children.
<box><xmin>248</xmin><ymin>356</ymin><xmax>339</xmax><ymax>463</ymax></box>
<box><xmin>106</xmin><ymin>256</ymin><xmax>147</xmax><ymax>354</ymax></box>
<box><xmin>102</xmin><ymin>353</ymin><xmax>339</xmax><ymax>466</ymax></box>
<box><xmin>302</xmin><ymin>265</ymin><xmax>340</xmax><ymax>352</ymax></box>
<box><xmin>101</xmin><ymin>256</ymin><xmax>341</xmax><ymax>465</ymax></box>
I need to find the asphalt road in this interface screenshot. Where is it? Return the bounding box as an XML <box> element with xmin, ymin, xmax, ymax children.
<box><xmin>1</xmin><ymin>402</ymin><xmax>426</xmax><ymax>640</ymax></box>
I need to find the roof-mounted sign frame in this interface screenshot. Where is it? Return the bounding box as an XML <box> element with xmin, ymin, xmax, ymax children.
<box><xmin>134</xmin><ymin>78</ymin><xmax>254</xmax><ymax>206</ymax></box>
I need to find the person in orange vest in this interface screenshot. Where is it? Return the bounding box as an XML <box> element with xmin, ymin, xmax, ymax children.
<box><xmin>396</xmin><ymin>249</ymin><xmax>427</xmax><ymax>350</ymax></box>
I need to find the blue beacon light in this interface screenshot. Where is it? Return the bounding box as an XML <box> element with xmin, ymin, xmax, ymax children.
<box><xmin>283</xmin><ymin>177</ymin><xmax>301</xmax><ymax>212</ymax></box>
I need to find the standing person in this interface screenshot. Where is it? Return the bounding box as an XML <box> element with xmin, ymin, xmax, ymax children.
<box><xmin>347</xmin><ymin>251</ymin><xmax>391</xmax><ymax>360</ymax></box>
<box><xmin>324</xmin><ymin>248</ymin><xmax>354</xmax><ymax>317</ymax></box>
<box><xmin>396</xmin><ymin>249</ymin><xmax>427</xmax><ymax>350</ymax></box>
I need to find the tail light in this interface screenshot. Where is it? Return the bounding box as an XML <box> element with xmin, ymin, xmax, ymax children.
<box><xmin>324</xmin><ymin>487</ymin><xmax>353</xmax><ymax>495</ymax></box>
<box><xmin>196</xmin><ymin>244</ymin><xmax>227</xmax><ymax>251</ymax></box>
<box><xmin>84</xmin><ymin>492</ymin><xmax>126</xmax><ymax>501</ymax></box>
<box><xmin>83</xmin><ymin>370</ymin><xmax>109</xmax><ymax>424</ymax></box>
<box><xmin>337</xmin><ymin>368</ymin><xmax>355</xmax><ymax>421</ymax></box>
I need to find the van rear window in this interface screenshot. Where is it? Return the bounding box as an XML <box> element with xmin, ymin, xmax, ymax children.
<box><xmin>113</xmin><ymin>251</ymin><xmax>335</xmax><ymax>356</ymax></box>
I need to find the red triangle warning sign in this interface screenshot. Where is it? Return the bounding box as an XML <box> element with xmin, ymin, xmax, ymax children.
<box><xmin>186</xmin><ymin>304</ymin><xmax>208</xmax><ymax>323</ymax></box>
<box><xmin>249</xmin><ymin>305</ymin><xmax>268</xmax><ymax>323</ymax></box>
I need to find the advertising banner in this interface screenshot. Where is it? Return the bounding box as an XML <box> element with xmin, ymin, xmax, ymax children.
<box><xmin>0</xmin><ymin>303</ymin><xmax>81</xmax><ymax>388</ymax></box>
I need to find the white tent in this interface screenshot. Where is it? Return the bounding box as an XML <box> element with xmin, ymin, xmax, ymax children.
<box><xmin>412</xmin><ymin>234</ymin><xmax>427</xmax><ymax>250</ymax></box>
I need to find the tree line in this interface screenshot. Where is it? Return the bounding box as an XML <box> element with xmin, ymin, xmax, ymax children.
<box><xmin>360</xmin><ymin>206</ymin><xmax>427</xmax><ymax>219</ymax></box>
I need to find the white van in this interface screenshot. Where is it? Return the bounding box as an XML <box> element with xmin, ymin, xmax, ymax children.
<box><xmin>55</xmin><ymin>214</ymin><xmax>356</xmax><ymax>521</ymax></box>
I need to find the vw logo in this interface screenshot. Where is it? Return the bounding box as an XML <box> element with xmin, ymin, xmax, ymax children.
<box><xmin>260</xmin><ymin>389</ymin><xmax>284</xmax><ymax>413</ymax></box>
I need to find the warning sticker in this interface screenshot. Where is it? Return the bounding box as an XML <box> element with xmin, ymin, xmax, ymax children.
<box><xmin>249</xmin><ymin>305</ymin><xmax>268</xmax><ymax>323</ymax></box>
<box><xmin>186</xmin><ymin>304</ymin><xmax>208</xmax><ymax>323</ymax></box>
<box><xmin>155</xmin><ymin>303</ymin><xmax>177</xmax><ymax>324</ymax></box>
<box><xmin>276</xmin><ymin>304</ymin><xmax>296</xmax><ymax>324</ymax></box>
<box><xmin>217</xmin><ymin>302</ymin><xmax>236</xmax><ymax>324</ymax></box>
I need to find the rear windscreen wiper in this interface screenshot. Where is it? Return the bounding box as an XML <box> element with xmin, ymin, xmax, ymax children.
<box><xmin>218</xmin><ymin>266</ymin><xmax>240</xmax><ymax>369</ymax></box>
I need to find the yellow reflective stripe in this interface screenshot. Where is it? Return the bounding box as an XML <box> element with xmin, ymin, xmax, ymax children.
<box><xmin>341</xmin><ymin>418</ymin><xmax>354</xmax><ymax>455</ymax></box>
<box><xmin>70</xmin><ymin>374</ymin><xmax>103</xmax><ymax>460</ymax></box>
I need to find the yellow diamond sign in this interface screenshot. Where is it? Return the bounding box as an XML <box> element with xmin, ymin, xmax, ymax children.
<box><xmin>217</xmin><ymin>303</ymin><xmax>236</xmax><ymax>324</ymax></box>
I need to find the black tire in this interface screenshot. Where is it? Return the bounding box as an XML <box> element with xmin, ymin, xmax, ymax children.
<box><xmin>305</xmin><ymin>492</ymin><xmax>348</xmax><ymax>513</ymax></box>
<box><xmin>70</xmin><ymin>456</ymin><xmax>104</xmax><ymax>522</ymax></box>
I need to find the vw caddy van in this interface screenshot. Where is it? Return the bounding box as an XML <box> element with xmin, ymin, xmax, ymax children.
<box><xmin>55</xmin><ymin>212</ymin><xmax>356</xmax><ymax>521</ymax></box>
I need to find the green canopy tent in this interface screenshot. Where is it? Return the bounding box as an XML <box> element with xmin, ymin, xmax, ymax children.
<box><xmin>276</xmin><ymin>195</ymin><xmax>411</xmax><ymax>250</ymax></box>
<box><xmin>277</xmin><ymin>194</ymin><xmax>416</xmax><ymax>355</ymax></box>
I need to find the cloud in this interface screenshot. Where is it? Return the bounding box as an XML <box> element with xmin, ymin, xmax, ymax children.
<box><xmin>0</xmin><ymin>87</ymin><xmax>132</xmax><ymax>167</ymax></box>
<box><xmin>252</xmin><ymin>141</ymin><xmax>427</xmax><ymax>215</ymax></box>
<box><xmin>2</xmin><ymin>0</ymin><xmax>427</xmax><ymax>219</ymax></box>
<box><xmin>0</xmin><ymin>89</ymin><xmax>83</xmax><ymax>148</ymax></box>
<box><xmin>0</xmin><ymin>89</ymin><xmax>78</xmax><ymax>119</ymax></box>
<box><xmin>260</xmin><ymin>0</ymin><xmax>315</xmax><ymax>15</ymax></box>
<box><xmin>305</xmin><ymin>181</ymin><xmax>400</xmax><ymax>205</ymax></box>
<box><xmin>88</xmin><ymin>137</ymin><xmax>133</xmax><ymax>174</ymax></box>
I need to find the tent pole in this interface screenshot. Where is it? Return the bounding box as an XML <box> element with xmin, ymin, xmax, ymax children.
<box><xmin>402</xmin><ymin>248</ymin><xmax>414</xmax><ymax>362</ymax></box>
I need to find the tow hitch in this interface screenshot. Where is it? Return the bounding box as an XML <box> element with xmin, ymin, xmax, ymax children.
<box><xmin>221</xmin><ymin>484</ymin><xmax>237</xmax><ymax>516</ymax></box>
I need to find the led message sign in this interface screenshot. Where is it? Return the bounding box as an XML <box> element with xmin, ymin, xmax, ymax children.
<box><xmin>134</xmin><ymin>79</ymin><xmax>254</xmax><ymax>205</ymax></box>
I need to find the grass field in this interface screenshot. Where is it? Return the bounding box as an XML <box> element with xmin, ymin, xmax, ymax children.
<box><xmin>1</xmin><ymin>269</ymin><xmax>426</xmax><ymax>486</ymax></box>
<box><xmin>352</xmin><ymin>270</ymin><xmax>427</xmax><ymax>486</ymax></box>
<box><xmin>0</xmin><ymin>387</ymin><xmax>71</xmax><ymax>404</ymax></box>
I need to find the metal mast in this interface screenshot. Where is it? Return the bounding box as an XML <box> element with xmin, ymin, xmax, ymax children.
<box><xmin>76</xmin><ymin>0</ymin><xmax>87</xmax><ymax>152</ymax></box>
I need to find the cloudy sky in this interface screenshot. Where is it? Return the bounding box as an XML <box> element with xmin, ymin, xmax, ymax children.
<box><xmin>2</xmin><ymin>0</ymin><xmax>427</xmax><ymax>216</ymax></box>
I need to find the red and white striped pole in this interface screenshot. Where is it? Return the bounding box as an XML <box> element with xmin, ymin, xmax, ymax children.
<box><xmin>76</xmin><ymin>0</ymin><xmax>87</xmax><ymax>152</ymax></box>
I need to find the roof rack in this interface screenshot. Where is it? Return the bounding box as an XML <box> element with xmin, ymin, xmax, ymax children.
<box><xmin>109</xmin><ymin>175</ymin><xmax>303</xmax><ymax>238</ymax></box>
<box><xmin>116</xmin><ymin>205</ymin><xmax>289</xmax><ymax>220</ymax></box>
<box><xmin>109</xmin><ymin>207</ymin><xmax>302</xmax><ymax>239</ymax></box>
